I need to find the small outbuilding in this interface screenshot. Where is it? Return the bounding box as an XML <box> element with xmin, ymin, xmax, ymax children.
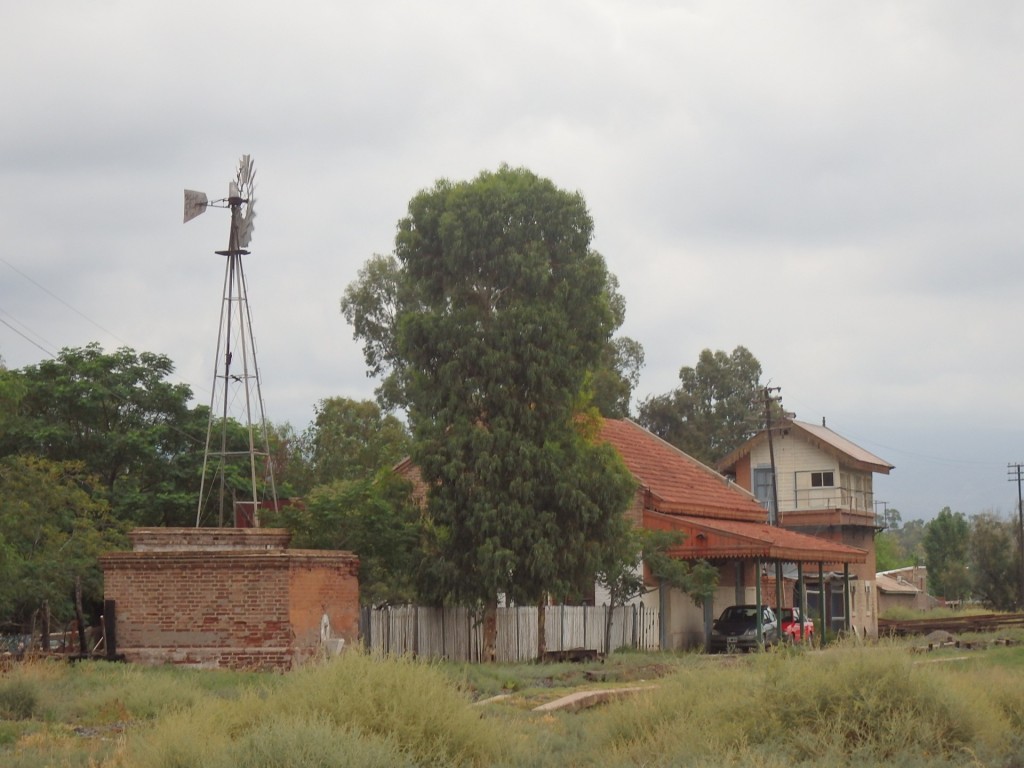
<box><xmin>100</xmin><ymin>527</ymin><xmax>359</xmax><ymax>671</ymax></box>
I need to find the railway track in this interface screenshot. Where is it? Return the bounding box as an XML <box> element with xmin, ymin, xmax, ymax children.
<box><xmin>878</xmin><ymin>613</ymin><xmax>1024</xmax><ymax>637</ymax></box>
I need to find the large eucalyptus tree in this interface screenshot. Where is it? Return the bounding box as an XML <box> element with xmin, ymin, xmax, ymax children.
<box><xmin>343</xmin><ymin>167</ymin><xmax>635</xmax><ymax>656</ymax></box>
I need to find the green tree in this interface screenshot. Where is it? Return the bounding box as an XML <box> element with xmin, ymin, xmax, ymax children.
<box><xmin>262</xmin><ymin>420</ymin><xmax>309</xmax><ymax>498</ymax></box>
<box><xmin>637</xmin><ymin>346</ymin><xmax>765</xmax><ymax>465</ymax></box>
<box><xmin>0</xmin><ymin>455</ymin><xmax>128</xmax><ymax>633</ymax></box>
<box><xmin>969</xmin><ymin>512</ymin><xmax>1017</xmax><ymax>611</ymax></box>
<box><xmin>882</xmin><ymin>506</ymin><xmax>903</xmax><ymax>530</ymax></box>
<box><xmin>874</xmin><ymin>531</ymin><xmax>909</xmax><ymax>572</ymax></box>
<box><xmin>340</xmin><ymin>253</ymin><xmax>407</xmax><ymax>410</ymax></box>
<box><xmin>894</xmin><ymin>518</ymin><xmax>927</xmax><ymax>565</ymax></box>
<box><xmin>342</xmin><ymin>246</ymin><xmax>643</xmax><ymax>420</ymax></box>
<box><xmin>267</xmin><ymin>399</ymin><xmax>410</xmax><ymax>499</ymax></box>
<box><xmin>265</xmin><ymin>470</ymin><xmax>420</xmax><ymax>605</ymax></box>
<box><xmin>0</xmin><ymin>366</ymin><xmax>27</xmax><ymax>437</ymax></box>
<box><xmin>343</xmin><ymin>167</ymin><xmax>637</xmax><ymax>656</ymax></box>
<box><xmin>302</xmin><ymin>397</ymin><xmax>410</xmax><ymax>490</ymax></box>
<box><xmin>595</xmin><ymin>527</ymin><xmax>717</xmax><ymax>654</ymax></box>
<box><xmin>923</xmin><ymin>507</ymin><xmax>971</xmax><ymax>602</ymax></box>
<box><xmin>586</xmin><ymin>274</ymin><xmax>645</xmax><ymax>418</ymax></box>
<box><xmin>1</xmin><ymin>344</ymin><xmax>208</xmax><ymax>527</ymax></box>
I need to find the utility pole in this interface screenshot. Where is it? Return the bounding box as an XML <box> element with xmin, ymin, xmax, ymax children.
<box><xmin>763</xmin><ymin>386</ymin><xmax>783</xmax><ymax>526</ymax></box>
<box><xmin>1009</xmin><ymin>463</ymin><xmax>1024</xmax><ymax>609</ymax></box>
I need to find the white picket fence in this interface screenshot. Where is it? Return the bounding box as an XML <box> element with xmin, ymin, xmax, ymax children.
<box><xmin>360</xmin><ymin>603</ymin><xmax>660</xmax><ymax>662</ymax></box>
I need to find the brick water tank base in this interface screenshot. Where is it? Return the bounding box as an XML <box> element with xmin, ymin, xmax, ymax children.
<box><xmin>100</xmin><ymin>528</ymin><xmax>359</xmax><ymax>671</ymax></box>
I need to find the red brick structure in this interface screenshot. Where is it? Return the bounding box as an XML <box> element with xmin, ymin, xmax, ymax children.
<box><xmin>100</xmin><ymin>528</ymin><xmax>359</xmax><ymax>671</ymax></box>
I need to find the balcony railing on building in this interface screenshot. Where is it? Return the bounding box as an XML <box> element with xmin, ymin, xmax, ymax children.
<box><xmin>789</xmin><ymin>486</ymin><xmax>876</xmax><ymax>515</ymax></box>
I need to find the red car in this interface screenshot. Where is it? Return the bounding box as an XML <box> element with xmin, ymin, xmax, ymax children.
<box><xmin>778</xmin><ymin>607</ymin><xmax>815</xmax><ymax>642</ymax></box>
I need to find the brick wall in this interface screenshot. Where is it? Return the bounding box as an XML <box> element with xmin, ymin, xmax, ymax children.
<box><xmin>100</xmin><ymin>529</ymin><xmax>359</xmax><ymax>671</ymax></box>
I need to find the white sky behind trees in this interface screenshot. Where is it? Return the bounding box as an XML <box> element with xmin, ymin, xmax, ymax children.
<box><xmin>2</xmin><ymin>2</ymin><xmax>1022</xmax><ymax>522</ymax></box>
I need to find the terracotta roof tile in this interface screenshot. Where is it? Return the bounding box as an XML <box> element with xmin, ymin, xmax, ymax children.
<box><xmin>598</xmin><ymin>419</ymin><xmax>768</xmax><ymax>522</ymax></box>
<box><xmin>644</xmin><ymin>510</ymin><xmax>867</xmax><ymax>564</ymax></box>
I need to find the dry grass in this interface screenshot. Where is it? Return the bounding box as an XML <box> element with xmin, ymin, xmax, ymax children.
<box><xmin>582</xmin><ymin>641</ymin><xmax>1022</xmax><ymax>767</ymax></box>
<box><xmin>3</xmin><ymin>642</ymin><xmax>1024</xmax><ymax>767</ymax></box>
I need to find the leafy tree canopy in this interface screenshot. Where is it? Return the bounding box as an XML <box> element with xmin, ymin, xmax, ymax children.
<box><xmin>891</xmin><ymin>518</ymin><xmax>926</xmax><ymax>565</ymax></box>
<box><xmin>874</xmin><ymin>531</ymin><xmax>908</xmax><ymax>572</ymax></box>
<box><xmin>341</xmin><ymin>194</ymin><xmax>643</xmax><ymax>419</ymax></box>
<box><xmin>344</xmin><ymin>167</ymin><xmax>637</xmax><ymax>611</ymax></box>
<box><xmin>923</xmin><ymin>506</ymin><xmax>971</xmax><ymax>602</ymax></box>
<box><xmin>969</xmin><ymin>512</ymin><xmax>1018</xmax><ymax>611</ymax></box>
<box><xmin>0</xmin><ymin>455</ymin><xmax>128</xmax><ymax>632</ymax></box>
<box><xmin>1</xmin><ymin>344</ymin><xmax>209</xmax><ymax>527</ymax></box>
<box><xmin>637</xmin><ymin>346</ymin><xmax>766</xmax><ymax>465</ymax></box>
<box><xmin>303</xmin><ymin>397</ymin><xmax>410</xmax><ymax>491</ymax></box>
<box><xmin>586</xmin><ymin>274</ymin><xmax>645</xmax><ymax>418</ymax></box>
<box><xmin>264</xmin><ymin>469</ymin><xmax>420</xmax><ymax>605</ymax></box>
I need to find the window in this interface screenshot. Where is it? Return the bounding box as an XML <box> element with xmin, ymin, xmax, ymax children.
<box><xmin>753</xmin><ymin>468</ymin><xmax>776</xmax><ymax>517</ymax></box>
<box><xmin>810</xmin><ymin>471</ymin><xmax>834</xmax><ymax>488</ymax></box>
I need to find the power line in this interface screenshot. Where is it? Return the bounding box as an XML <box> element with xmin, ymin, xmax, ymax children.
<box><xmin>0</xmin><ymin>313</ymin><xmax>55</xmax><ymax>359</ymax></box>
<box><xmin>784</xmin><ymin>406</ymin><xmax>1004</xmax><ymax>468</ymax></box>
<box><xmin>0</xmin><ymin>257</ymin><xmax>127</xmax><ymax>347</ymax></box>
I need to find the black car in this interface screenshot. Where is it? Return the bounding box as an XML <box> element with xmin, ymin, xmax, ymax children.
<box><xmin>709</xmin><ymin>605</ymin><xmax>780</xmax><ymax>653</ymax></box>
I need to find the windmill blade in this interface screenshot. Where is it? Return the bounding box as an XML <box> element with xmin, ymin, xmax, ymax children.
<box><xmin>238</xmin><ymin>197</ymin><xmax>256</xmax><ymax>248</ymax></box>
<box><xmin>236</xmin><ymin>154</ymin><xmax>255</xmax><ymax>195</ymax></box>
<box><xmin>183</xmin><ymin>189</ymin><xmax>208</xmax><ymax>223</ymax></box>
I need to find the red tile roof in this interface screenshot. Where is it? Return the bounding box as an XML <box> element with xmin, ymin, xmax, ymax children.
<box><xmin>644</xmin><ymin>510</ymin><xmax>867</xmax><ymax>564</ymax></box>
<box><xmin>598</xmin><ymin>419</ymin><xmax>767</xmax><ymax>522</ymax></box>
<box><xmin>393</xmin><ymin>419</ymin><xmax>866</xmax><ymax>564</ymax></box>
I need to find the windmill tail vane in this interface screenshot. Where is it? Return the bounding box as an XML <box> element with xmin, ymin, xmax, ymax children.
<box><xmin>183</xmin><ymin>154</ymin><xmax>257</xmax><ymax>252</ymax></box>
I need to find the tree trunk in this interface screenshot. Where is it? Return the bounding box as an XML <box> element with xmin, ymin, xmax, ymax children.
<box><xmin>482</xmin><ymin>602</ymin><xmax>497</xmax><ymax>662</ymax></box>
<box><xmin>74</xmin><ymin>576</ymin><xmax>88</xmax><ymax>655</ymax></box>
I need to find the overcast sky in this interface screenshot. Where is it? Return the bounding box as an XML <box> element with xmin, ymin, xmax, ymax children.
<box><xmin>2</xmin><ymin>2</ymin><xmax>1022</xmax><ymax>522</ymax></box>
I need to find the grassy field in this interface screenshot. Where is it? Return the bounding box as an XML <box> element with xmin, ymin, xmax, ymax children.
<box><xmin>2</xmin><ymin>632</ymin><xmax>1024</xmax><ymax>767</ymax></box>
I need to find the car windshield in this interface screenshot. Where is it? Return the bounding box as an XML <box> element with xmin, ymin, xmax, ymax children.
<box><xmin>779</xmin><ymin>608</ymin><xmax>795</xmax><ymax>622</ymax></box>
<box><xmin>720</xmin><ymin>607</ymin><xmax>757</xmax><ymax>622</ymax></box>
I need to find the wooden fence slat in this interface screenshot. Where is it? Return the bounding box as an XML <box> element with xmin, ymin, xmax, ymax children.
<box><xmin>363</xmin><ymin>604</ymin><xmax>660</xmax><ymax>661</ymax></box>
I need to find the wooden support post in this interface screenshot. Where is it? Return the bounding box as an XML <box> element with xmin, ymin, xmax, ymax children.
<box><xmin>818</xmin><ymin>562</ymin><xmax>826</xmax><ymax>645</ymax></box>
<box><xmin>755</xmin><ymin>557</ymin><xmax>763</xmax><ymax>645</ymax></box>
<box><xmin>844</xmin><ymin>564</ymin><xmax>851</xmax><ymax>634</ymax></box>
<box><xmin>797</xmin><ymin>562</ymin><xmax>807</xmax><ymax>642</ymax></box>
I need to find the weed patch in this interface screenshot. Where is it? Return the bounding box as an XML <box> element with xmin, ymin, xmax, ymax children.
<box><xmin>4</xmin><ymin>644</ymin><xmax>1024</xmax><ymax>767</ymax></box>
<box><xmin>0</xmin><ymin>678</ymin><xmax>38</xmax><ymax>720</ymax></box>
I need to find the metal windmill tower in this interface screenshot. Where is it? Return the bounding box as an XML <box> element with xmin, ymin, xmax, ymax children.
<box><xmin>184</xmin><ymin>155</ymin><xmax>278</xmax><ymax>527</ymax></box>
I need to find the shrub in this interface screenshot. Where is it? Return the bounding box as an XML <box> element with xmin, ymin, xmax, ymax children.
<box><xmin>582</xmin><ymin>644</ymin><xmax>1023</xmax><ymax>767</ymax></box>
<box><xmin>126</xmin><ymin>652</ymin><xmax>512</xmax><ymax>768</ymax></box>
<box><xmin>0</xmin><ymin>678</ymin><xmax>39</xmax><ymax>720</ymax></box>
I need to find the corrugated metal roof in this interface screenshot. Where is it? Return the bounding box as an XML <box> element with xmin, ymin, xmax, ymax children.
<box><xmin>875</xmin><ymin>573</ymin><xmax>920</xmax><ymax>594</ymax></box>
<box><xmin>790</xmin><ymin>420</ymin><xmax>894</xmax><ymax>473</ymax></box>
<box><xmin>716</xmin><ymin>418</ymin><xmax>894</xmax><ymax>475</ymax></box>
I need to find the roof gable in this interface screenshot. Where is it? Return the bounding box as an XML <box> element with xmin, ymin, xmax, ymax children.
<box><xmin>875</xmin><ymin>573</ymin><xmax>920</xmax><ymax>594</ymax></box>
<box><xmin>716</xmin><ymin>419</ymin><xmax>894</xmax><ymax>476</ymax></box>
<box><xmin>598</xmin><ymin>419</ymin><xmax>767</xmax><ymax>522</ymax></box>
